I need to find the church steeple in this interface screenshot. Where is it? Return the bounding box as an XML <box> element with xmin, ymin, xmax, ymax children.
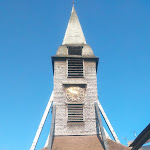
<box><xmin>29</xmin><ymin>3</ymin><xmax>128</xmax><ymax>150</ymax></box>
<box><xmin>62</xmin><ymin>5</ymin><xmax>86</xmax><ymax>45</ymax></box>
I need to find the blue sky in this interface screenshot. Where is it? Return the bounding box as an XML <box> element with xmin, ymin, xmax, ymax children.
<box><xmin>0</xmin><ymin>0</ymin><xmax>150</xmax><ymax>149</ymax></box>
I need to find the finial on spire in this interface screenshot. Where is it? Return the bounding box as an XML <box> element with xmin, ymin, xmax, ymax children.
<box><xmin>72</xmin><ymin>1</ymin><xmax>75</xmax><ymax>13</ymax></box>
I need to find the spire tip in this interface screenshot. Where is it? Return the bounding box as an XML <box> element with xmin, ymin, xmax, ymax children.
<box><xmin>72</xmin><ymin>1</ymin><xmax>75</xmax><ymax>12</ymax></box>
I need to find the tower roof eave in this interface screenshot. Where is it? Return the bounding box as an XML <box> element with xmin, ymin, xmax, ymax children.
<box><xmin>51</xmin><ymin>56</ymin><xmax>99</xmax><ymax>75</ymax></box>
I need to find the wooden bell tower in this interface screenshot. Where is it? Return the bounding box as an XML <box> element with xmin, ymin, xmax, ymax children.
<box><xmin>52</xmin><ymin>4</ymin><xmax>99</xmax><ymax>136</ymax></box>
<box><xmin>30</xmin><ymin>5</ymin><xmax>131</xmax><ymax>150</ymax></box>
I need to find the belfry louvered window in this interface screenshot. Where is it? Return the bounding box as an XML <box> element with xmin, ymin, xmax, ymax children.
<box><xmin>68</xmin><ymin>46</ymin><xmax>82</xmax><ymax>56</ymax></box>
<box><xmin>68</xmin><ymin>104</ymin><xmax>83</xmax><ymax>122</ymax></box>
<box><xmin>68</xmin><ymin>59</ymin><xmax>84</xmax><ymax>78</ymax></box>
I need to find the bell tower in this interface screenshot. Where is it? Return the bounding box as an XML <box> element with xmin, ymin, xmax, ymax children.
<box><xmin>52</xmin><ymin>5</ymin><xmax>99</xmax><ymax>136</ymax></box>
<box><xmin>30</xmin><ymin>4</ymin><xmax>131</xmax><ymax>150</ymax></box>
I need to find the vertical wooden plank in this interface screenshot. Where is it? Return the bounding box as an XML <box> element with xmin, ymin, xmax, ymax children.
<box><xmin>47</xmin><ymin>104</ymin><xmax>56</xmax><ymax>150</ymax></box>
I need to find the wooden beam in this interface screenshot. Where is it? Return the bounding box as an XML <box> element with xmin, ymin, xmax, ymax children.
<box><xmin>95</xmin><ymin>102</ymin><xmax>109</xmax><ymax>150</ymax></box>
<box><xmin>47</xmin><ymin>104</ymin><xmax>56</xmax><ymax>150</ymax></box>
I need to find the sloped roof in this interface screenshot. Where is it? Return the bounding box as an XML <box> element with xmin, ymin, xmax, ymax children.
<box><xmin>41</xmin><ymin>135</ymin><xmax>131</xmax><ymax>150</ymax></box>
<box><xmin>40</xmin><ymin>148</ymin><xmax>47</xmax><ymax>150</ymax></box>
<box><xmin>62</xmin><ymin>5</ymin><xmax>86</xmax><ymax>45</ymax></box>
<box><xmin>139</xmin><ymin>145</ymin><xmax>150</xmax><ymax>150</ymax></box>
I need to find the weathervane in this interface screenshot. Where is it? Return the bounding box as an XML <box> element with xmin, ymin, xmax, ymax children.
<box><xmin>73</xmin><ymin>0</ymin><xmax>74</xmax><ymax>5</ymax></box>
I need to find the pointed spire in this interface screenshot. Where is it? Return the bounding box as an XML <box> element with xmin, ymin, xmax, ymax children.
<box><xmin>62</xmin><ymin>5</ymin><xmax>86</xmax><ymax>45</ymax></box>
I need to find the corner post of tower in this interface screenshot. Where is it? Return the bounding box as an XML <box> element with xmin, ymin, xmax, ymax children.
<box><xmin>47</xmin><ymin>103</ymin><xmax>56</xmax><ymax>150</ymax></box>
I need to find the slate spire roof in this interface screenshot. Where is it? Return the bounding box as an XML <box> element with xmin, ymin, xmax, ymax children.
<box><xmin>62</xmin><ymin>5</ymin><xmax>86</xmax><ymax>45</ymax></box>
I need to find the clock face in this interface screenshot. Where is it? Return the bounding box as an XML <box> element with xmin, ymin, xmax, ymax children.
<box><xmin>66</xmin><ymin>86</ymin><xmax>84</xmax><ymax>102</ymax></box>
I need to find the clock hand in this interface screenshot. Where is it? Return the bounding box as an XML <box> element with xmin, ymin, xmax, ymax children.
<box><xmin>68</xmin><ymin>88</ymin><xmax>78</xmax><ymax>95</ymax></box>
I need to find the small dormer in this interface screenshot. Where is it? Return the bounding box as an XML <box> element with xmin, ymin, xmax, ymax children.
<box><xmin>55</xmin><ymin>44</ymin><xmax>95</xmax><ymax>57</ymax></box>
